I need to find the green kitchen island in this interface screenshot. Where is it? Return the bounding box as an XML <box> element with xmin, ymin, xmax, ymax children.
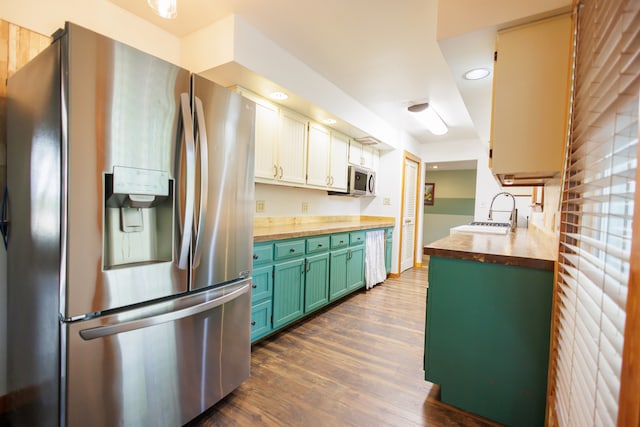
<box><xmin>423</xmin><ymin>228</ymin><xmax>558</xmax><ymax>427</ymax></box>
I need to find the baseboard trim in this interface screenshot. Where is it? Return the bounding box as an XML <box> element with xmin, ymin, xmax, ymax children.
<box><xmin>388</xmin><ymin>273</ymin><xmax>401</xmax><ymax>279</ymax></box>
<box><xmin>415</xmin><ymin>262</ymin><xmax>423</xmax><ymax>268</ymax></box>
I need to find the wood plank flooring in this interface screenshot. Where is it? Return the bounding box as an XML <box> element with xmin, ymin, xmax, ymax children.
<box><xmin>189</xmin><ymin>266</ymin><xmax>501</xmax><ymax>427</ymax></box>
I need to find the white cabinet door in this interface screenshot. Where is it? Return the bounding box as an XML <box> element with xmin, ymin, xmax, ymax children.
<box><xmin>278</xmin><ymin>109</ymin><xmax>308</xmax><ymax>185</ymax></box>
<box><xmin>254</xmin><ymin>101</ymin><xmax>279</xmax><ymax>181</ymax></box>
<box><xmin>306</xmin><ymin>123</ymin><xmax>331</xmax><ymax>188</ymax></box>
<box><xmin>348</xmin><ymin>140</ymin><xmax>363</xmax><ymax>166</ymax></box>
<box><xmin>329</xmin><ymin>132</ymin><xmax>349</xmax><ymax>191</ymax></box>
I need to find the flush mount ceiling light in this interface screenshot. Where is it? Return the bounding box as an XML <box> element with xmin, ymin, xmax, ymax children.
<box><xmin>407</xmin><ymin>103</ymin><xmax>448</xmax><ymax>136</ymax></box>
<box><xmin>147</xmin><ymin>0</ymin><xmax>177</xmax><ymax>19</ymax></box>
<box><xmin>464</xmin><ymin>68</ymin><xmax>491</xmax><ymax>80</ymax></box>
<box><xmin>323</xmin><ymin>118</ymin><xmax>337</xmax><ymax>124</ymax></box>
<box><xmin>269</xmin><ymin>91</ymin><xmax>288</xmax><ymax>100</ymax></box>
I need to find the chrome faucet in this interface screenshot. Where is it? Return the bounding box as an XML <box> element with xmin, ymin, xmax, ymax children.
<box><xmin>488</xmin><ymin>191</ymin><xmax>517</xmax><ymax>228</ymax></box>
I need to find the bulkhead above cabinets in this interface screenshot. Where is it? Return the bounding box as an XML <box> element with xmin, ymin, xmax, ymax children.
<box><xmin>235</xmin><ymin>87</ymin><xmax>380</xmax><ymax>192</ymax></box>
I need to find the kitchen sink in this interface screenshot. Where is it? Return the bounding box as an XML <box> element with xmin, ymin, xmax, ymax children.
<box><xmin>450</xmin><ymin>222</ymin><xmax>512</xmax><ymax>235</ymax></box>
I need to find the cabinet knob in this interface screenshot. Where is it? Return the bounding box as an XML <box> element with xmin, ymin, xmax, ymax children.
<box><xmin>253</xmin><ymin>254</ymin><xmax>259</xmax><ymax>260</ymax></box>
<box><xmin>318</xmin><ymin>244</ymin><xmax>323</xmax><ymax>247</ymax></box>
<box><xmin>289</xmin><ymin>248</ymin><xmax>296</xmax><ymax>253</ymax></box>
<box><xmin>251</xmin><ymin>321</ymin><xmax>256</xmax><ymax>326</ymax></box>
<box><xmin>340</xmin><ymin>240</ymin><xmax>344</xmax><ymax>244</ymax></box>
<box><xmin>252</xmin><ymin>284</ymin><xmax>257</xmax><ymax>289</ymax></box>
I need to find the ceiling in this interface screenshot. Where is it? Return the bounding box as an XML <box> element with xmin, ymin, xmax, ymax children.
<box><xmin>108</xmin><ymin>0</ymin><xmax>568</xmax><ymax>146</ymax></box>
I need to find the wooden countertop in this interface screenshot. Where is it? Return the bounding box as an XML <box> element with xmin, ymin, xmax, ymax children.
<box><xmin>423</xmin><ymin>227</ymin><xmax>558</xmax><ymax>271</ymax></box>
<box><xmin>254</xmin><ymin>216</ymin><xmax>395</xmax><ymax>242</ymax></box>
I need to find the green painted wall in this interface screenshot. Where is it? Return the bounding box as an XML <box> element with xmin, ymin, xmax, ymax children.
<box><xmin>423</xmin><ymin>169</ymin><xmax>476</xmax><ymax>244</ymax></box>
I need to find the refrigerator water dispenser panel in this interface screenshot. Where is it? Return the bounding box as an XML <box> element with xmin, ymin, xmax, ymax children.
<box><xmin>103</xmin><ymin>166</ymin><xmax>174</xmax><ymax>269</ymax></box>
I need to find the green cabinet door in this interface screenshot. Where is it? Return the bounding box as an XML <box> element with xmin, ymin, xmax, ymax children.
<box><xmin>304</xmin><ymin>252</ymin><xmax>329</xmax><ymax>313</ymax></box>
<box><xmin>385</xmin><ymin>228</ymin><xmax>393</xmax><ymax>274</ymax></box>
<box><xmin>346</xmin><ymin>246</ymin><xmax>365</xmax><ymax>291</ymax></box>
<box><xmin>273</xmin><ymin>258</ymin><xmax>305</xmax><ymax>328</ymax></box>
<box><xmin>329</xmin><ymin>248</ymin><xmax>349</xmax><ymax>301</ymax></box>
<box><xmin>251</xmin><ymin>300</ymin><xmax>272</xmax><ymax>342</ymax></box>
<box><xmin>251</xmin><ymin>265</ymin><xmax>273</xmax><ymax>303</ymax></box>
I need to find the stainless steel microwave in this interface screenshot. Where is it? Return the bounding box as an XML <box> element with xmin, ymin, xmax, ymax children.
<box><xmin>348</xmin><ymin>165</ymin><xmax>376</xmax><ymax>196</ymax></box>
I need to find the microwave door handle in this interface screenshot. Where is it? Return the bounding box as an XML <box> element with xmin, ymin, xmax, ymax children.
<box><xmin>78</xmin><ymin>283</ymin><xmax>250</xmax><ymax>340</ymax></box>
<box><xmin>192</xmin><ymin>96</ymin><xmax>208</xmax><ymax>269</ymax></box>
<box><xmin>177</xmin><ymin>93</ymin><xmax>195</xmax><ymax>270</ymax></box>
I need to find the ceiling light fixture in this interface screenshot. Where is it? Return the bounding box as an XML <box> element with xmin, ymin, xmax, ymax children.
<box><xmin>147</xmin><ymin>0</ymin><xmax>177</xmax><ymax>19</ymax></box>
<box><xmin>464</xmin><ymin>68</ymin><xmax>490</xmax><ymax>80</ymax></box>
<box><xmin>323</xmin><ymin>118</ymin><xmax>337</xmax><ymax>124</ymax></box>
<box><xmin>269</xmin><ymin>91</ymin><xmax>288</xmax><ymax>100</ymax></box>
<box><xmin>407</xmin><ymin>103</ymin><xmax>448</xmax><ymax>136</ymax></box>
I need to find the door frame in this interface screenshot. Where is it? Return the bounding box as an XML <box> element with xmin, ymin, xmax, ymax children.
<box><xmin>397</xmin><ymin>150</ymin><xmax>422</xmax><ymax>274</ymax></box>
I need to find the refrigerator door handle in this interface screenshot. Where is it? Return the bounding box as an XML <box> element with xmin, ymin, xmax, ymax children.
<box><xmin>177</xmin><ymin>92</ymin><xmax>196</xmax><ymax>270</ymax></box>
<box><xmin>79</xmin><ymin>283</ymin><xmax>250</xmax><ymax>340</ymax></box>
<box><xmin>192</xmin><ymin>96</ymin><xmax>208</xmax><ymax>268</ymax></box>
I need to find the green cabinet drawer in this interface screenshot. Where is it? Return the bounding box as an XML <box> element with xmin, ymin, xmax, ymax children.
<box><xmin>330</xmin><ymin>233</ymin><xmax>349</xmax><ymax>249</ymax></box>
<box><xmin>253</xmin><ymin>243</ymin><xmax>273</xmax><ymax>266</ymax></box>
<box><xmin>349</xmin><ymin>231</ymin><xmax>365</xmax><ymax>246</ymax></box>
<box><xmin>251</xmin><ymin>299</ymin><xmax>272</xmax><ymax>342</ymax></box>
<box><xmin>251</xmin><ymin>265</ymin><xmax>273</xmax><ymax>304</ymax></box>
<box><xmin>274</xmin><ymin>239</ymin><xmax>305</xmax><ymax>260</ymax></box>
<box><xmin>306</xmin><ymin>235</ymin><xmax>330</xmax><ymax>254</ymax></box>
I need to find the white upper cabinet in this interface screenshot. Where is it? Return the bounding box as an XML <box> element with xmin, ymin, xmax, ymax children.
<box><xmin>306</xmin><ymin>123</ymin><xmax>331</xmax><ymax>188</ymax></box>
<box><xmin>307</xmin><ymin>124</ymin><xmax>349</xmax><ymax>191</ymax></box>
<box><xmin>490</xmin><ymin>13</ymin><xmax>572</xmax><ymax>186</ymax></box>
<box><xmin>328</xmin><ymin>132</ymin><xmax>349</xmax><ymax>191</ymax></box>
<box><xmin>237</xmin><ymin>87</ymin><xmax>378</xmax><ymax>192</ymax></box>
<box><xmin>349</xmin><ymin>140</ymin><xmax>378</xmax><ymax>172</ymax></box>
<box><xmin>254</xmin><ymin>100</ymin><xmax>279</xmax><ymax>181</ymax></box>
<box><xmin>277</xmin><ymin>108</ymin><xmax>308</xmax><ymax>185</ymax></box>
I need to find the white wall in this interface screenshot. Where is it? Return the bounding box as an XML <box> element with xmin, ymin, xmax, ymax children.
<box><xmin>254</xmin><ymin>183</ymin><xmax>361</xmax><ymax>217</ymax></box>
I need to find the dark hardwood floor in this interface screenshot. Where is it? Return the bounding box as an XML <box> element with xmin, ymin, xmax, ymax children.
<box><xmin>190</xmin><ymin>266</ymin><xmax>501</xmax><ymax>427</ymax></box>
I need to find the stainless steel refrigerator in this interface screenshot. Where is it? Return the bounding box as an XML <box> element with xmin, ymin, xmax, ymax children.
<box><xmin>5</xmin><ymin>22</ymin><xmax>255</xmax><ymax>426</ymax></box>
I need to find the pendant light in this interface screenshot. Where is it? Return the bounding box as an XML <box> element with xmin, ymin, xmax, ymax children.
<box><xmin>147</xmin><ymin>0</ymin><xmax>177</xmax><ymax>19</ymax></box>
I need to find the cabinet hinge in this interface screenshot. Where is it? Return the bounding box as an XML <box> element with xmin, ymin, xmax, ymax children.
<box><xmin>272</xmin><ymin>270</ymin><xmax>275</xmax><ymax>278</ymax></box>
<box><xmin>489</xmin><ymin>148</ymin><xmax>493</xmax><ymax>159</ymax></box>
<box><xmin>494</xmin><ymin>51</ymin><xmax>498</xmax><ymax>61</ymax></box>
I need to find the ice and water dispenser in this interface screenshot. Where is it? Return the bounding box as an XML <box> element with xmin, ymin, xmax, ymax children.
<box><xmin>103</xmin><ymin>166</ymin><xmax>174</xmax><ymax>269</ymax></box>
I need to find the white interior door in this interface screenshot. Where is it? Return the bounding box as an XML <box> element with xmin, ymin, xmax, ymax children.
<box><xmin>400</xmin><ymin>157</ymin><xmax>418</xmax><ymax>272</ymax></box>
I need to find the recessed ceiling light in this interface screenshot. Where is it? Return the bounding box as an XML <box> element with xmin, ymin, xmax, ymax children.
<box><xmin>464</xmin><ymin>68</ymin><xmax>491</xmax><ymax>80</ymax></box>
<box><xmin>323</xmin><ymin>118</ymin><xmax>337</xmax><ymax>124</ymax></box>
<box><xmin>432</xmin><ymin>165</ymin><xmax>439</xmax><ymax>169</ymax></box>
<box><xmin>269</xmin><ymin>91</ymin><xmax>288</xmax><ymax>100</ymax></box>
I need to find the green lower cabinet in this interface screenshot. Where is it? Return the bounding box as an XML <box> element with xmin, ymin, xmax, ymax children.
<box><xmin>251</xmin><ymin>299</ymin><xmax>272</xmax><ymax>341</ymax></box>
<box><xmin>329</xmin><ymin>249</ymin><xmax>349</xmax><ymax>301</ymax></box>
<box><xmin>384</xmin><ymin>227</ymin><xmax>393</xmax><ymax>275</ymax></box>
<box><xmin>346</xmin><ymin>246</ymin><xmax>364</xmax><ymax>291</ymax></box>
<box><xmin>273</xmin><ymin>258</ymin><xmax>305</xmax><ymax>329</ymax></box>
<box><xmin>424</xmin><ymin>256</ymin><xmax>553</xmax><ymax>427</ymax></box>
<box><xmin>304</xmin><ymin>252</ymin><xmax>330</xmax><ymax>313</ymax></box>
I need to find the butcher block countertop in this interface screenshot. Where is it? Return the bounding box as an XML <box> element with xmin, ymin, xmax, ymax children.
<box><xmin>423</xmin><ymin>227</ymin><xmax>558</xmax><ymax>271</ymax></box>
<box><xmin>254</xmin><ymin>216</ymin><xmax>395</xmax><ymax>242</ymax></box>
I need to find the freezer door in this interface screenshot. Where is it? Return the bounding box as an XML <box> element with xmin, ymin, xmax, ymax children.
<box><xmin>63</xmin><ymin>279</ymin><xmax>251</xmax><ymax>427</ymax></box>
<box><xmin>64</xmin><ymin>23</ymin><xmax>191</xmax><ymax>318</ymax></box>
<box><xmin>190</xmin><ymin>76</ymin><xmax>255</xmax><ymax>290</ymax></box>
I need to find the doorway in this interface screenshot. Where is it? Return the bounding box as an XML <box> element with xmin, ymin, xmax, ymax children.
<box><xmin>399</xmin><ymin>151</ymin><xmax>421</xmax><ymax>272</ymax></box>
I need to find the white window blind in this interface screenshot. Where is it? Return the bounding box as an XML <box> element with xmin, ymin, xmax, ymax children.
<box><xmin>550</xmin><ymin>0</ymin><xmax>640</xmax><ymax>426</ymax></box>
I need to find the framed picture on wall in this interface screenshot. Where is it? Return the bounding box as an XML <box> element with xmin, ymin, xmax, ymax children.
<box><xmin>424</xmin><ymin>182</ymin><xmax>435</xmax><ymax>206</ymax></box>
